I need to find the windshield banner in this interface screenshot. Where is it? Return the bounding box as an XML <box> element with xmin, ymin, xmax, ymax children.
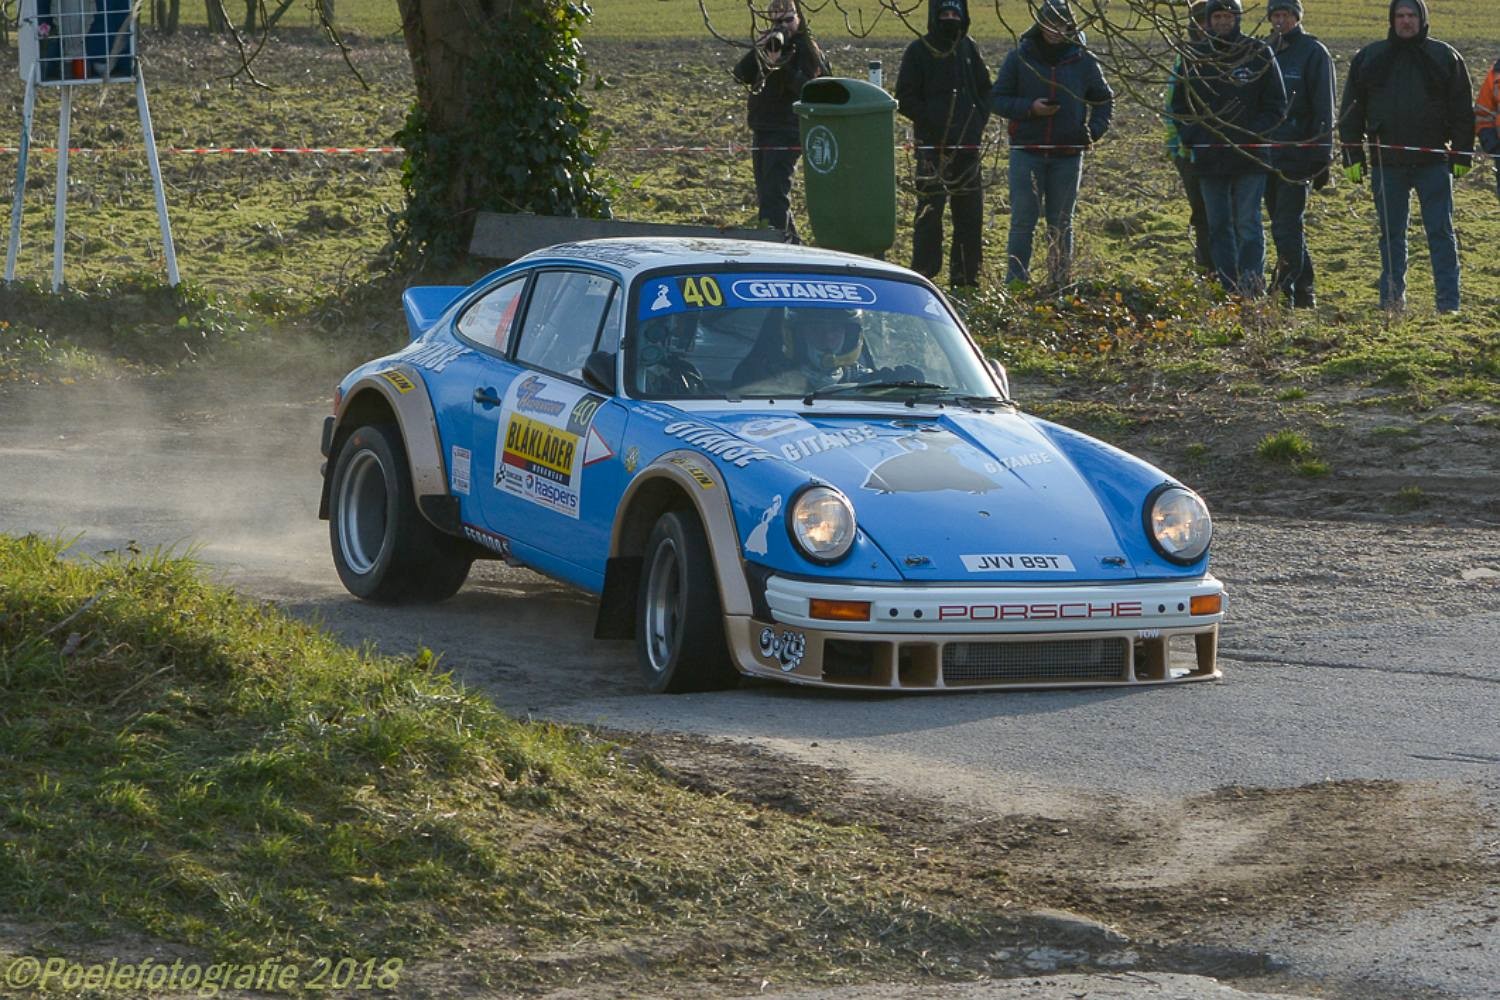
<box><xmin>636</xmin><ymin>273</ymin><xmax>946</xmax><ymax>323</ymax></box>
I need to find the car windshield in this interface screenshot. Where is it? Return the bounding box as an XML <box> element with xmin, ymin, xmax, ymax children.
<box><xmin>625</xmin><ymin>272</ymin><xmax>998</xmax><ymax>402</ymax></box>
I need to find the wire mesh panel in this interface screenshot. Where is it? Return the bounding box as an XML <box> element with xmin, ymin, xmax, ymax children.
<box><xmin>18</xmin><ymin>0</ymin><xmax>137</xmax><ymax>85</ymax></box>
<box><xmin>942</xmin><ymin>638</ymin><xmax>1129</xmax><ymax>685</ymax></box>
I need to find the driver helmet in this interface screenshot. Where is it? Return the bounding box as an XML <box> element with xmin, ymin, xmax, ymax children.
<box><xmin>784</xmin><ymin>308</ymin><xmax>864</xmax><ymax>376</ymax></box>
<box><xmin>639</xmin><ymin>312</ymin><xmax>697</xmax><ymax>363</ymax></box>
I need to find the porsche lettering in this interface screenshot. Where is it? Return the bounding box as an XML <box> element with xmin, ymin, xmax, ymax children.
<box><xmin>937</xmin><ymin>601</ymin><xmax>1144</xmax><ymax>621</ymax></box>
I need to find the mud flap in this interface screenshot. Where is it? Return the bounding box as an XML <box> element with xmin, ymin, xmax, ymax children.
<box><xmin>417</xmin><ymin>494</ymin><xmax>463</xmax><ymax>536</ymax></box>
<box><xmin>595</xmin><ymin>556</ymin><xmax>643</xmax><ymax>639</ymax></box>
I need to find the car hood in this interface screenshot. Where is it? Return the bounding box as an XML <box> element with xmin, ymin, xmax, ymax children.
<box><xmin>706</xmin><ymin>409</ymin><xmax>1152</xmax><ymax>582</ymax></box>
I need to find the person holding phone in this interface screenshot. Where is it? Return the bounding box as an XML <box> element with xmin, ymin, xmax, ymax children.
<box><xmin>989</xmin><ymin>0</ymin><xmax>1113</xmax><ymax>286</ymax></box>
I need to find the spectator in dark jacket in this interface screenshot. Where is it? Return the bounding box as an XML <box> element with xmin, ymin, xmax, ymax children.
<box><xmin>1264</xmin><ymin>0</ymin><xmax>1336</xmax><ymax>308</ymax></box>
<box><xmin>1164</xmin><ymin>0</ymin><xmax>1214</xmax><ymax>276</ymax></box>
<box><xmin>1339</xmin><ymin>0</ymin><xmax>1472</xmax><ymax>313</ymax></box>
<box><xmin>990</xmin><ymin>0</ymin><xmax>1113</xmax><ymax>286</ymax></box>
<box><xmin>1169</xmin><ymin>0</ymin><xmax>1287</xmax><ymax>296</ymax></box>
<box><xmin>896</xmin><ymin>0</ymin><xmax>992</xmax><ymax>287</ymax></box>
<box><xmin>733</xmin><ymin>0</ymin><xmax>830</xmax><ymax>242</ymax></box>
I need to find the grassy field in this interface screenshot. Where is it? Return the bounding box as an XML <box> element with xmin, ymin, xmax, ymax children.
<box><xmin>0</xmin><ymin>534</ymin><xmax>1037</xmax><ymax>991</ymax></box>
<box><xmin>9</xmin><ymin>0</ymin><xmax>1498</xmax><ymax>43</ymax></box>
<box><xmin>584</xmin><ymin>0</ymin><xmax>1500</xmax><ymax>44</ymax></box>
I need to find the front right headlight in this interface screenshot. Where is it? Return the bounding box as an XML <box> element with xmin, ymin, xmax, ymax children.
<box><xmin>788</xmin><ymin>485</ymin><xmax>856</xmax><ymax>563</ymax></box>
<box><xmin>1145</xmin><ymin>485</ymin><xmax>1212</xmax><ymax>564</ymax></box>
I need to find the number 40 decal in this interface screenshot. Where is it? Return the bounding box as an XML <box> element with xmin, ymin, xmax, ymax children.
<box><xmin>679</xmin><ymin>276</ymin><xmax>724</xmax><ymax>308</ymax></box>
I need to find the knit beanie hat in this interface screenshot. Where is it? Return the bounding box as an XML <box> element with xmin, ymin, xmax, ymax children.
<box><xmin>1267</xmin><ymin>0</ymin><xmax>1302</xmax><ymax>17</ymax></box>
<box><xmin>937</xmin><ymin>0</ymin><xmax>963</xmax><ymax>17</ymax></box>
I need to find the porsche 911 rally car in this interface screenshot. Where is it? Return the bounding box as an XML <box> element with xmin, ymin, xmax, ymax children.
<box><xmin>320</xmin><ymin>238</ymin><xmax>1225</xmax><ymax>692</ymax></box>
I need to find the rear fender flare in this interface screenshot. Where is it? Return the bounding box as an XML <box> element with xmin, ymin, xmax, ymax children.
<box><xmin>321</xmin><ymin>366</ymin><xmax>449</xmax><ymax>528</ymax></box>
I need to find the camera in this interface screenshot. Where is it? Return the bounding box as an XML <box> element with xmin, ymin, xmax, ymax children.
<box><xmin>765</xmin><ymin>30</ymin><xmax>785</xmax><ymax>53</ymax></box>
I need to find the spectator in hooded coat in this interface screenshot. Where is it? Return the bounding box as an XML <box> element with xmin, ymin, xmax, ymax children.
<box><xmin>990</xmin><ymin>0</ymin><xmax>1113</xmax><ymax>287</ymax></box>
<box><xmin>896</xmin><ymin>0</ymin><xmax>992</xmax><ymax>287</ymax></box>
<box><xmin>1169</xmin><ymin>0</ymin><xmax>1287</xmax><ymax>297</ymax></box>
<box><xmin>1163</xmin><ymin>0</ymin><xmax>1214</xmax><ymax>277</ymax></box>
<box><xmin>1339</xmin><ymin>0</ymin><xmax>1472</xmax><ymax>314</ymax></box>
<box><xmin>1474</xmin><ymin>55</ymin><xmax>1500</xmax><ymax>202</ymax></box>
<box><xmin>733</xmin><ymin>0</ymin><xmax>830</xmax><ymax>243</ymax></box>
<box><xmin>1263</xmin><ymin>0</ymin><xmax>1336</xmax><ymax>309</ymax></box>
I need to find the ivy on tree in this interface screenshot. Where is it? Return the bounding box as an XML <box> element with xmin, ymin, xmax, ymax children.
<box><xmin>391</xmin><ymin>0</ymin><xmax>611</xmax><ymax>267</ymax></box>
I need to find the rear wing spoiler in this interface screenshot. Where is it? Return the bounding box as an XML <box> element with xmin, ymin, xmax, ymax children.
<box><xmin>401</xmin><ymin>286</ymin><xmax>466</xmax><ymax>342</ymax></box>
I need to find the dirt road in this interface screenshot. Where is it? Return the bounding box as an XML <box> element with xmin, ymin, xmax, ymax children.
<box><xmin>2</xmin><ymin>367</ymin><xmax>1496</xmax><ymax>1000</ymax></box>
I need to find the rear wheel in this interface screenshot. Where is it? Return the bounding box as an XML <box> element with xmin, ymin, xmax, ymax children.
<box><xmin>329</xmin><ymin>423</ymin><xmax>471</xmax><ymax>603</ymax></box>
<box><xmin>636</xmin><ymin>511</ymin><xmax>738</xmax><ymax>693</ymax></box>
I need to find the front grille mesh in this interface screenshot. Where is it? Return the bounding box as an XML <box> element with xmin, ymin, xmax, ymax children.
<box><xmin>942</xmin><ymin>638</ymin><xmax>1128</xmax><ymax>685</ymax></box>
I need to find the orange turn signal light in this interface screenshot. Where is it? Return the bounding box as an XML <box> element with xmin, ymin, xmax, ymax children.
<box><xmin>1190</xmin><ymin>594</ymin><xmax>1222</xmax><ymax>616</ymax></box>
<box><xmin>809</xmin><ymin>599</ymin><xmax>872</xmax><ymax>622</ymax></box>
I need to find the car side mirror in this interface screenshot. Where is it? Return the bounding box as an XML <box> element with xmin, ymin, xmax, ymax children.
<box><xmin>583</xmin><ymin>350</ymin><xmax>617</xmax><ymax>394</ymax></box>
<box><xmin>987</xmin><ymin>356</ymin><xmax>1011</xmax><ymax>400</ymax></box>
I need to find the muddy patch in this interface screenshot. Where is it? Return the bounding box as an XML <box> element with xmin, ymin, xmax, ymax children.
<box><xmin>619</xmin><ymin>732</ymin><xmax>1497</xmax><ymax>1000</ymax></box>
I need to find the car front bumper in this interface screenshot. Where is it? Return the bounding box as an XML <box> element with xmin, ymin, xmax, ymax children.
<box><xmin>724</xmin><ymin>575</ymin><xmax>1225</xmax><ymax>691</ymax></box>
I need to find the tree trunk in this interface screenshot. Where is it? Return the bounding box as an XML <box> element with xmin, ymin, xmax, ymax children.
<box><xmin>391</xmin><ymin>0</ymin><xmax>609</xmax><ymax>264</ymax></box>
<box><xmin>152</xmin><ymin>0</ymin><xmax>181</xmax><ymax>36</ymax></box>
<box><xmin>395</xmin><ymin>0</ymin><xmax>512</xmax><ymax>234</ymax></box>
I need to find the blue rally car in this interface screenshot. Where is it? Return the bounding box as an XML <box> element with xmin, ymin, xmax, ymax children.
<box><xmin>320</xmin><ymin>238</ymin><xmax>1224</xmax><ymax>693</ymax></box>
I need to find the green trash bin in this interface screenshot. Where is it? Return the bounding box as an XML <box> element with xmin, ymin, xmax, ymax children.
<box><xmin>794</xmin><ymin>77</ymin><xmax>898</xmax><ymax>257</ymax></box>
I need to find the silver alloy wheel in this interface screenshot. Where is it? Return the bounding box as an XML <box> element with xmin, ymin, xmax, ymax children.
<box><xmin>336</xmin><ymin>448</ymin><xmax>389</xmax><ymax>576</ymax></box>
<box><xmin>643</xmin><ymin>535</ymin><xmax>684</xmax><ymax>674</ymax></box>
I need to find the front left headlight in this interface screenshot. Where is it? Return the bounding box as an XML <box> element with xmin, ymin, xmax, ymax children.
<box><xmin>1145</xmin><ymin>485</ymin><xmax>1212</xmax><ymax>564</ymax></box>
<box><xmin>788</xmin><ymin>485</ymin><xmax>856</xmax><ymax>563</ymax></box>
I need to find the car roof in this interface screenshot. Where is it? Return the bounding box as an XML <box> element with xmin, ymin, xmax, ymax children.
<box><xmin>513</xmin><ymin>237</ymin><xmax>921</xmax><ymax>284</ymax></box>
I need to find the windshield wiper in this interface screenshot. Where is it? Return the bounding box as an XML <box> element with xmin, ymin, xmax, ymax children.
<box><xmin>801</xmin><ymin>380</ymin><xmax>948</xmax><ymax>406</ymax></box>
<box><xmin>895</xmin><ymin>386</ymin><xmax>1013</xmax><ymax>409</ymax></box>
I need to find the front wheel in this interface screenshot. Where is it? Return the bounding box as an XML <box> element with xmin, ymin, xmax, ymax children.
<box><xmin>636</xmin><ymin>511</ymin><xmax>738</xmax><ymax>693</ymax></box>
<box><xmin>328</xmin><ymin>423</ymin><xmax>471</xmax><ymax>603</ymax></box>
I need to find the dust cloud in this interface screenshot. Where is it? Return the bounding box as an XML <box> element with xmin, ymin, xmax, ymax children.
<box><xmin>0</xmin><ymin>360</ymin><xmax>340</xmax><ymax>594</ymax></box>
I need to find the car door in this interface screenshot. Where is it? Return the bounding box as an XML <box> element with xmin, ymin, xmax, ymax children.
<box><xmin>435</xmin><ymin>272</ymin><xmax>530</xmax><ymax>535</ymax></box>
<box><xmin>474</xmin><ymin>269</ymin><xmax>626</xmax><ymax>590</ymax></box>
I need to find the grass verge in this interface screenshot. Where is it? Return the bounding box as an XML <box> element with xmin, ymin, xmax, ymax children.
<box><xmin>0</xmin><ymin>534</ymin><xmax>1018</xmax><ymax>990</ymax></box>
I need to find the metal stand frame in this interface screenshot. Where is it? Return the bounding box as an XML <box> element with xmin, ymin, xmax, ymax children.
<box><xmin>6</xmin><ymin>66</ymin><xmax>179</xmax><ymax>290</ymax></box>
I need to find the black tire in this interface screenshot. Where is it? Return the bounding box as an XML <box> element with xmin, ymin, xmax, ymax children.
<box><xmin>328</xmin><ymin>423</ymin><xmax>471</xmax><ymax>603</ymax></box>
<box><xmin>636</xmin><ymin>511</ymin><xmax>739</xmax><ymax>693</ymax></box>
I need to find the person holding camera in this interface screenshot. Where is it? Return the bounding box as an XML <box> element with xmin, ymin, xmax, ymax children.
<box><xmin>732</xmin><ymin>0</ymin><xmax>830</xmax><ymax>243</ymax></box>
<box><xmin>989</xmin><ymin>0</ymin><xmax>1113</xmax><ymax>287</ymax></box>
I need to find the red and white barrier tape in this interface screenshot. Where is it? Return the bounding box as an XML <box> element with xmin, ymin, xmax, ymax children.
<box><xmin>0</xmin><ymin>144</ymin><xmax>405</xmax><ymax>155</ymax></box>
<box><xmin>0</xmin><ymin>140</ymin><xmax>1484</xmax><ymax>157</ymax></box>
